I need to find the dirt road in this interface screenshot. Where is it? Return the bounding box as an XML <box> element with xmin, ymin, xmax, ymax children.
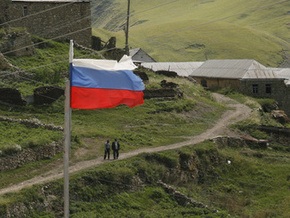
<box><xmin>0</xmin><ymin>93</ymin><xmax>252</xmax><ymax>196</ymax></box>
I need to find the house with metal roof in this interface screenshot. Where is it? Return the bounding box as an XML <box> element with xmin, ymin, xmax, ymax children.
<box><xmin>190</xmin><ymin>59</ymin><xmax>290</xmax><ymax>116</ymax></box>
<box><xmin>141</xmin><ymin>62</ymin><xmax>204</xmax><ymax>77</ymax></box>
<box><xmin>7</xmin><ymin>0</ymin><xmax>91</xmax><ymax>47</ymax></box>
<box><xmin>190</xmin><ymin>59</ymin><xmax>281</xmax><ymax>91</ymax></box>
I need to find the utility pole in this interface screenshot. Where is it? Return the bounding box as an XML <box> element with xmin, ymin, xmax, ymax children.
<box><xmin>125</xmin><ymin>0</ymin><xmax>130</xmax><ymax>55</ymax></box>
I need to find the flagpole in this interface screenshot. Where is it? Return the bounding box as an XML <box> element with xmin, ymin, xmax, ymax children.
<box><xmin>64</xmin><ymin>40</ymin><xmax>73</xmax><ymax>218</ymax></box>
<box><xmin>125</xmin><ymin>0</ymin><xmax>130</xmax><ymax>55</ymax></box>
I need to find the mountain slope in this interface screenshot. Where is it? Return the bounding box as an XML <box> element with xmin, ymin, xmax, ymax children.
<box><xmin>92</xmin><ymin>0</ymin><xmax>290</xmax><ymax>66</ymax></box>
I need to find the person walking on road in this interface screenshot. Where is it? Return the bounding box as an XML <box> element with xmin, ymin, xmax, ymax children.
<box><xmin>112</xmin><ymin>139</ymin><xmax>120</xmax><ymax>159</ymax></box>
<box><xmin>104</xmin><ymin>140</ymin><xmax>111</xmax><ymax>160</ymax></box>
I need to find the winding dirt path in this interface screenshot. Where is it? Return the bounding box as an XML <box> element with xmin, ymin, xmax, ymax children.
<box><xmin>0</xmin><ymin>93</ymin><xmax>252</xmax><ymax>196</ymax></box>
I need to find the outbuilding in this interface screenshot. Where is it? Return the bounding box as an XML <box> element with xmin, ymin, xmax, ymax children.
<box><xmin>130</xmin><ymin>48</ymin><xmax>156</xmax><ymax>63</ymax></box>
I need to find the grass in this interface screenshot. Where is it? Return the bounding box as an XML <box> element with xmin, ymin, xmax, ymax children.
<box><xmin>6</xmin><ymin>38</ymin><xmax>102</xmax><ymax>87</ymax></box>
<box><xmin>214</xmin><ymin>146</ymin><xmax>290</xmax><ymax>217</ymax></box>
<box><xmin>2</xmin><ymin>140</ymin><xmax>290</xmax><ymax>217</ymax></box>
<box><xmin>0</xmin><ymin>121</ymin><xmax>62</xmax><ymax>151</ymax></box>
<box><xmin>0</xmin><ymin>66</ymin><xmax>225</xmax><ymax>152</ymax></box>
<box><xmin>2</xmin><ymin>3</ymin><xmax>290</xmax><ymax>213</ymax></box>
<box><xmin>0</xmin><ymin>43</ymin><xmax>227</xmax><ymax>195</ymax></box>
<box><xmin>92</xmin><ymin>0</ymin><xmax>290</xmax><ymax>66</ymax></box>
<box><xmin>0</xmin><ymin>153</ymin><xmax>63</xmax><ymax>188</ymax></box>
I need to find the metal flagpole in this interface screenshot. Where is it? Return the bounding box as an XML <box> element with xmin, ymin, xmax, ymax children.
<box><xmin>125</xmin><ymin>0</ymin><xmax>130</xmax><ymax>55</ymax></box>
<box><xmin>64</xmin><ymin>40</ymin><xmax>73</xmax><ymax>218</ymax></box>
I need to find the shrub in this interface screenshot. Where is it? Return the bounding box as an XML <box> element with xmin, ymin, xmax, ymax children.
<box><xmin>1</xmin><ymin>144</ymin><xmax>22</xmax><ymax>156</ymax></box>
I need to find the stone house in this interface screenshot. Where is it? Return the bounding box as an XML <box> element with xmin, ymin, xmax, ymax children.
<box><xmin>6</xmin><ymin>0</ymin><xmax>92</xmax><ymax>47</ymax></box>
<box><xmin>190</xmin><ymin>59</ymin><xmax>290</xmax><ymax>116</ymax></box>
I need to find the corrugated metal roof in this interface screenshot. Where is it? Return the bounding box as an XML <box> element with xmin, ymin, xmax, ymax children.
<box><xmin>129</xmin><ymin>48</ymin><xmax>141</xmax><ymax>57</ymax></box>
<box><xmin>272</xmin><ymin>68</ymin><xmax>290</xmax><ymax>79</ymax></box>
<box><xmin>270</xmin><ymin>67</ymin><xmax>290</xmax><ymax>86</ymax></box>
<box><xmin>141</xmin><ymin>62</ymin><xmax>204</xmax><ymax>77</ymax></box>
<box><xmin>191</xmin><ymin>59</ymin><xmax>277</xmax><ymax>79</ymax></box>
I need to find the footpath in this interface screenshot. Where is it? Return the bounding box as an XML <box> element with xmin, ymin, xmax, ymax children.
<box><xmin>0</xmin><ymin>93</ymin><xmax>252</xmax><ymax>196</ymax></box>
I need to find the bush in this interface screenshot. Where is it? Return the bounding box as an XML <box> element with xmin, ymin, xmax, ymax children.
<box><xmin>257</xmin><ymin>98</ymin><xmax>277</xmax><ymax>112</ymax></box>
<box><xmin>1</xmin><ymin>144</ymin><xmax>22</xmax><ymax>156</ymax></box>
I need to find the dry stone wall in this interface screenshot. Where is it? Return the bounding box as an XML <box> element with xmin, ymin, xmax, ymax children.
<box><xmin>0</xmin><ymin>141</ymin><xmax>62</xmax><ymax>171</ymax></box>
<box><xmin>0</xmin><ymin>30</ymin><xmax>34</xmax><ymax>56</ymax></box>
<box><xmin>0</xmin><ymin>88</ymin><xmax>26</xmax><ymax>105</ymax></box>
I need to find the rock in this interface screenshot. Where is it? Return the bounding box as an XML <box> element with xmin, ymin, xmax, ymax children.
<box><xmin>0</xmin><ymin>87</ymin><xmax>26</xmax><ymax>105</ymax></box>
<box><xmin>271</xmin><ymin>110</ymin><xmax>290</xmax><ymax>124</ymax></box>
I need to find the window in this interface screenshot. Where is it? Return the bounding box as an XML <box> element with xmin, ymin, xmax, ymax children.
<box><xmin>201</xmin><ymin>79</ymin><xmax>207</xmax><ymax>87</ymax></box>
<box><xmin>252</xmin><ymin>84</ymin><xmax>258</xmax><ymax>94</ymax></box>
<box><xmin>265</xmin><ymin>84</ymin><xmax>272</xmax><ymax>94</ymax></box>
<box><xmin>23</xmin><ymin>6</ymin><xmax>28</xmax><ymax>16</ymax></box>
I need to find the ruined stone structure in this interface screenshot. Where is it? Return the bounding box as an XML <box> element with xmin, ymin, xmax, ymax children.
<box><xmin>7</xmin><ymin>0</ymin><xmax>92</xmax><ymax>47</ymax></box>
<box><xmin>0</xmin><ymin>88</ymin><xmax>26</xmax><ymax>105</ymax></box>
<box><xmin>0</xmin><ymin>30</ymin><xmax>35</xmax><ymax>56</ymax></box>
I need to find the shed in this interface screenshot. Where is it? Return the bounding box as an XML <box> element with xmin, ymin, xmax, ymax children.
<box><xmin>129</xmin><ymin>48</ymin><xmax>156</xmax><ymax>63</ymax></box>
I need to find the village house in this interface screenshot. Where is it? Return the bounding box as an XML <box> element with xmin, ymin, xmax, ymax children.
<box><xmin>6</xmin><ymin>0</ymin><xmax>92</xmax><ymax>47</ymax></box>
<box><xmin>141</xmin><ymin>59</ymin><xmax>290</xmax><ymax>115</ymax></box>
<box><xmin>190</xmin><ymin>59</ymin><xmax>290</xmax><ymax>116</ymax></box>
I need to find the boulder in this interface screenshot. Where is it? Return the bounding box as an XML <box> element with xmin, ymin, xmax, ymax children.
<box><xmin>0</xmin><ymin>88</ymin><xmax>26</xmax><ymax>105</ymax></box>
<box><xmin>271</xmin><ymin>110</ymin><xmax>290</xmax><ymax>124</ymax></box>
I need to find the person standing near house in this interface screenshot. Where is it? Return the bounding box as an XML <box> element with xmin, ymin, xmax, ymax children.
<box><xmin>104</xmin><ymin>140</ymin><xmax>110</xmax><ymax>160</ymax></box>
<box><xmin>112</xmin><ymin>139</ymin><xmax>120</xmax><ymax>159</ymax></box>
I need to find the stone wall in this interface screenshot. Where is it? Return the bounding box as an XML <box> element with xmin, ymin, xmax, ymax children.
<box><xmin>193</xmin><ymin>77</ymin><xmax>241</xmax><ymax>90</ymax></box>
<box><xmin>8</xmin><ymin>1</ymin><xmax>91</xmax><ymax>47</ymax></box>
<box><xmin>283</xmin><ymin>86</ymin><xmax>290</xmax><ymax>116</ymax></box>
<box><xmin>0</xmin><ymin>0</ymin><xmax>10</xmax><ymax>24</ymax></box>
<box><xmin>0</xmin><ymin>141</ymin><xmax>63</xmax><ymax>171</ymax></box>
<box><xmin>193</xmin><ymin>76</ymin><xmax>290</xmax><ymax>116</ymax></box>
<box><xmin>144</xmin><ymin>88</ymin><xmax>181</xmax><ymax>99</ymax></box>
<box><xmin>0</xmin><ymin>30</ymin><xmax>34</xmax><ymax>56</ymax></box>
<box><xmin>240</xmin><ymin>79</ymin><xmax>290</xmax><ymax>116</ymax></box>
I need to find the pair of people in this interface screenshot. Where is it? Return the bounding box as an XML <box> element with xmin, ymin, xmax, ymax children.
<box><xmin>104</xmin><ymin>139</ymin><xmax>120</xmax><ymax>160</ymax></box>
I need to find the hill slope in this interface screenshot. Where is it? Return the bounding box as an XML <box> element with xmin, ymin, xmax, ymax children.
<box><xmin>1</xmin><ymin>95</ymin><xmax>290</xmax><ymax>217</ymax></box>
<box><xmin>92</xmin><ymin>0</ymin><xmax>290</xmax><ymax>66</ymax></box>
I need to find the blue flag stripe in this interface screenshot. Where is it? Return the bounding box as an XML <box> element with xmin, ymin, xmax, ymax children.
<box><xmin>71</xmin><ymin>66</ymin><xmax>144</xmax><ymax>91</ymax></box>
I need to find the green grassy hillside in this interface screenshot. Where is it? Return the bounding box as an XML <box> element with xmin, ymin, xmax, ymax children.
<box><xmin>0</xmin><ymin>39</ymin><xmax>227</xmax><ymax>187</ymax></box>
<box><xmin>92</xmin><ymin>0</ymin><xmax>290</xmax><ymax>66</ymax></box>
<box><xmin>2</xmin><ymin>140</ymin><xmax>290</xmax><ymax>217</ymax></box>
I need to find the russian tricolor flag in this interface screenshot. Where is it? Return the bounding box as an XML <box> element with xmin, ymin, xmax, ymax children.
<box><xmin>70</xmin><ymin>56</ymin><xmax>145</xmax><ymax>109</ymax></box>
